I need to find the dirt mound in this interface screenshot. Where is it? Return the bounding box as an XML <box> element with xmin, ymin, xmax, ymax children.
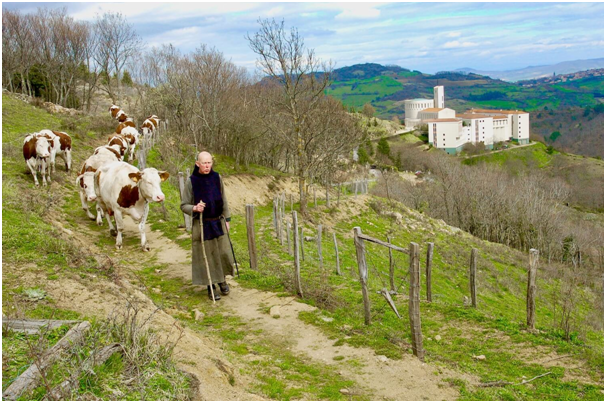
<box><xmin>223</xmin><ymin>175</ymin><xmax>298</xmax><ymax>214</ymax></box>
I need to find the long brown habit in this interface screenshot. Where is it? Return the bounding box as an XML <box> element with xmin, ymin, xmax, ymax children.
<box><xmin>180</xmin><ymin>175</ymin><xmax>235</xmax><ymax>285</ymax></box>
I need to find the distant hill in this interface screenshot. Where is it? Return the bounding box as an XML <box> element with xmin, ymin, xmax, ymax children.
<box><xmin>327</xmin><ymin>62</ymin><xmax>604</xmax><ymax>157</ymax></box>
<box><xmin>455</xmin><ymin>58</ymin><xmax>604</xmax><ymax>82</ymax></box>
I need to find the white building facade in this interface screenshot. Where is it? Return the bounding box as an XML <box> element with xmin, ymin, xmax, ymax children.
<box><xmin>405</xmin><ymin>86</ymin><xmax>531</xmax><ymax>154</ymax></box>
<box><xmin>404</xmin><ymin>98</ymin><xmax>434</xmax><ymax>127</ymax></box>
<box><xmin>468</xmin><ymin>109</ymin><xmax>530</xmax><ymax>145</ymax></box>
<box><xmin>428</xmin><ymin>119</ymin><xmax>464</xmax><ymax>153</ymax></box>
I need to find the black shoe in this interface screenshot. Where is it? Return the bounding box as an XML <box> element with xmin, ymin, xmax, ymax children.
<box><xmin>207</xmin><ymin>285</ymin><xmax>221</xmax><ymax>301</ymax></box>
<box><xmin>218</xmin><ymin>282</ymin><xmax>230</xmax><ymax>295</ymax></box>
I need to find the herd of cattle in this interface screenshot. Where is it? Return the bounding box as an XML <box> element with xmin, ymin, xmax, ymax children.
<box><xmin>22</xmin><ymin>105</ymin><xmax>169</xmax><ymax>251</ymax></box>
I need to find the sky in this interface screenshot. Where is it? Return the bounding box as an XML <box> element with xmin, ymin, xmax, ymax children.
<box><xmin>3</xmin><ymin>1</ymin><xmax>604</xmax><ymax>74</ymax></box>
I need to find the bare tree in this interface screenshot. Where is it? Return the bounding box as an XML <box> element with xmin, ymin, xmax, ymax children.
<box><xmin>94</xmin><ymin>12</ymin><xmax>141</xmax><ymax>104</ymax></box>
<box><xmin>247</xmin><ymin>18</ymin><xmax>334</xmax><ymax>214</ymax></box>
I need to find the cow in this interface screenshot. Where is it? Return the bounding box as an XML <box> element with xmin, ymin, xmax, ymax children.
<box><xmin>23</xmin><ymin>134</ymin><xmax>51</xmax><ymax>187</ymax></box>
<box><xmin>94</xmin><ymin>161</ymin><xmax>169</xmax><ymax>251</ymax></box>
<box><xmin>116</xmin><ymin>110</ymin><xmax>128</xmax><ymax>123</ymax></box>
<box><xmin>107</xmin><ymin>134</ymin><xmax>128</xmax><ymax>160</ymax></box>
<box><xmin>146</xmin><ymin>115</ymin><xmax>159</xmax><ymax>128</ymax></box>
<box><xmin>140</xmin><ymin>118</ymin><xmax>156</xmax><ymax>141</ymax></box>
<box><xmin>109</xmin><ymin>105</ymin><xmax>121</xmax><ymax>120</ymax></box>
<box><xmin>119</xmin><ymin>126</ymin><xmax>140</xmax><ymax>162</ymax></box>
<box><xmin>116</xmin><ymin>119</ymin><xmax>136</xmax><ymax>134</ymax></box>
<box><xmin>94</xmin><ymin>145</ymin><xmax>123</xmax><ymax>161</ymax></box>
<box><xmin>76</xmin><ymin>150</ymin><xmax>121</xmax><ymax>221</ymax></box>
<box><xmin>38</xmin><ymin>129</ymin><xmax>72</xmax><ymax>173</ymax></box>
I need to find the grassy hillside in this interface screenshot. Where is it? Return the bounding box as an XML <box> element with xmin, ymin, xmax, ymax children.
<box><xmin>224</xmin><ymin>195</ymin><xmax>603</xmax><ymax>400</ymax></box>
<box><xmin>2</xmin><ymin>93</ymin><xmax>603</xmax><ymax>400</ymax></box>
<box><xmin>462</xmin><ymin>143</ymin><xmax>604</xmax><ymax>212</ymax></box>
<box><xmin>1</xmin><ymin>93</ymin><xmax>195</xmax><ymax>400</ymax></box>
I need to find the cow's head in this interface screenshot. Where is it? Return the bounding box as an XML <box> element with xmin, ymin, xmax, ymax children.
<box><xmin>76</xmin><ymin>172</ymin><xmax>97</xmax><ymax>201</ymax></box>
<box><xmin>129</xmin><ymin>168</ymin><xmax>169</xmax><ymax>203</ymax></box>
<box><xmin>35</xmin><ymin>136</ymin><xmax>51</xmax><ymax>159</ymax></box>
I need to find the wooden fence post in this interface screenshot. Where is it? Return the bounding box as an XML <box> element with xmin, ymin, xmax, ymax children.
<box><xmin>299</xmin><ymin>226</ymin><xmax>305</xmax><ymax>261</ymax></box>
<box><xmin>527</xmin><ymin>249</ymin><xmax>539</xmax><ymax>331</ymax></box>
<box><xmin>287</xmin><ymin>221</ymin><xmax>292</xmax><ymax>255</ymax></box>
<box><xmin>388</xmin><ymin>236</ymin><xmax>395</xmax><ymax>292</ymax></box>
<box><xmin>408</xmin><ymin>242</ymin><xmax>424</xmax><ymax>361</ymax></box>
<box><xmin>426</xmin><ymin>242</ymin><xmax>434</xmax><ymax>302</ymax></box>
<box><xmin>353</xmin><ymin>227</ymin><xmax>371</xmax><ymax>325</ymax></box>
<box><xmin>245</xmin><ymin>204</ymin><xmax>257</xmax><ymax>270</ymax></box>
<box><xmin>317</xmin><ymin>224</ymin><xmax>323</xmax><ymax>269</ymax></box>
<box><xmin>292</xmin><ymin>211</ymin><xmax>303</xmax><ymax>297</ymax></box>
<box><xmin>333</xmin><ymin>232</ymin><xmax>341</xmax><ymax>276</ymax></box>
<box><xmin>281</xmin><ymin>192</ymin><xmax>285</xmax><ymax>220</ymax></box>
<box><xmin>290</xmin><ymin>194</ymin><xmax>293</xmax><ymax>212</ymax></box>
<box><xmin>470</xmin><ymin>248</ymin><xmax>478</xmax><ymax>308</ymax></box>
<box><xmin>178</xmin><ymin>172</ymin><xmax>192</xmax><ymax>232</ymax></box>
<box><xmin>272</xmin><ymin>198</ymin><xmax>278</xmax><ymax>239</ymax></box>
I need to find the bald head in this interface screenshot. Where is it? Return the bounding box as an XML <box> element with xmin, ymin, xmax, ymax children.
<box><xmin>195</xmin><ymin>151</ymin><xmax>213</xmax><ymax>174</ymax></box>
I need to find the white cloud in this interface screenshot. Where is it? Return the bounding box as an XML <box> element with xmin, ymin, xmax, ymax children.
<box><xmin>335</xmin><ymin>4</ymin><xmax>381</xmax><ymax>20</ymax></box>
<box><xmin>447</xmin><ymin>31</ymin><xmax>461</xmax><ymax>38</ymax></box>
<box><xmin>443</xmin><ymin>41</ymin><xmax>477</xmax><ymax>49</ymax></box>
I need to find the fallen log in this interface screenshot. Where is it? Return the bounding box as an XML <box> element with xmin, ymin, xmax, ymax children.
<box><xmin>2</xmin><ymin>321</ymin><xmax>91</xmax><ymax>400</ymax></box>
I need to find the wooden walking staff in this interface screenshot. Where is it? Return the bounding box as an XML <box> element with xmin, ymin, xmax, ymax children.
<box><xmin>198</xmin><ymin>200</ymin><xmax>216</xmax><ymax>303</ymax></box>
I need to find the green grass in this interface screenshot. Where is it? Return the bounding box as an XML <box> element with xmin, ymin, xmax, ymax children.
<box><xmin>2</xmin><ymin>93</ymin><xmax>194</xmax><ymax>401</ymax></box>
<box><xmin>3</xmin><ymin>92</ymin><xmax>602</xmax><ymax>400</ymax></box>
<box><xmin>225</xmin><ymin>193</ymin><xmax>603</xmax><ymax>401</ymax></box>
<box><xmin>327</xmin><ymin>75</ymin><xmax>404</xmax><ymax>109</ymax></box>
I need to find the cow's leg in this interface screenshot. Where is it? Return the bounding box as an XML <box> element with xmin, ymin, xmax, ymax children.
<box><xmin>95</xmin><ymin>203</ymin><xmax>105</xmax><ymax>225</ymax></box>
<box><xmin>50</xmin><ymin>150</ymin><xmax>57</xmax><ymax>174</ymax></box>
<box><xmin>26</xmin><ymin>159</ymin><xmax>40</xmax><ymax>187</ymax></box>
<box><xmin>65</xmin><ymin>149</ymin><xmax>72</xmax><ymax>171</ymax></box>
<box><xmin>80</xmin><ymin>190</ymin><xmax>96</xmax><ymax>220</ymax></box>
<box><xmin>40</xmin><ymin>160</ymin><xmax>48</xmax><ymax>187</ymax></box>
<box><xmin>139</xmin><ymin>203</ymin><xmax>150</xmax><ymax>251</ymax></box>
<box><xmin>113</xmin><ymin>210</ymin><xmax>125</xmax><ymax>250</ymax></box>
<box><xmin>105</xmin><ymin>209</ymin><xmax>117</xmax><ymax>236</ymax></box>
<box><xmin>96</xmin><ymin>204</ymin><xmax>106</xmax><ymax>226</ymax></box>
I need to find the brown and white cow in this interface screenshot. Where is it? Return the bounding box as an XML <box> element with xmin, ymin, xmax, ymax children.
<box><xmin>23</xmin><ymin>134</ymin><xmax>51</xmax><ymax>187</ymax></box>
<box><xmin>94</xmin><ymin>161</ymin><xmax>169</xmax><ymax>251</ymax></box>
<box><xmin>94</xmin><ymin>145</ymin><xmax>123</xmax><ymax>161</ymax></box>
<box><xmin>109</xmin><ymin>105</ymin><xmax>121</xmax><ymax>119</ymax></box>
<box><xmin>115</xmin><ymin>110</ymin><xmax>128</xmax><ymax>123</ymax></box>
<box><xmin>116</xmin><ymin>119</ymin><xmax>136</xmax><ymax>134</ymax></box>
<box><xmin>119</xmin><ymin>126</ymin><xmax>140</xmax><ymax>162</ymax></box>
<box><xmin>38</xmin><ymin>129</ymin><xmax>72</xmax><ymax>173</ymax></box>
<box><xmin>140</xmin><ymin>118</ymin><xmax>156</xmax><ymax>140</ymax></box>
<box><xmin>146</xmin><ymin>115</ymin><xmax>159</xmax><ymax>128</ymax></box>
<box><xmin>107</xmin><ymin>134</ymin><xmax>128</xmax><ymax>160</ymax></box>
<box><xmin>76</xmin><ymin>150</ymin><xmax>121</xmax><ymax>221</ymax></box>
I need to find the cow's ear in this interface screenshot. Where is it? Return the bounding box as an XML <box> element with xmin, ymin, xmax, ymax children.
<box><xmin>129</xmin><ymin>172</ymin><xmax>142</xmax><ymax>183</ymax></box>
<box><xmin>158</xmin><ymin>171</ymin><xmax>170</xmax><ymax>182</ymax></box>
<box><xmin>76</xmin><ymin>174</ymin><xmax>84</xmax><ymax>187</ymax></box>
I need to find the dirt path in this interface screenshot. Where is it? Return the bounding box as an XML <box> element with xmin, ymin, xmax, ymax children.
<box><xmin>146</xmin><ymin>219</ymin><xmax>468</xmax><ymax>400</ymax></box>
<box><xmin>41</xmin><ymin>170</ymin><xmax>469</xmax><ymax>400</ymax></box>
